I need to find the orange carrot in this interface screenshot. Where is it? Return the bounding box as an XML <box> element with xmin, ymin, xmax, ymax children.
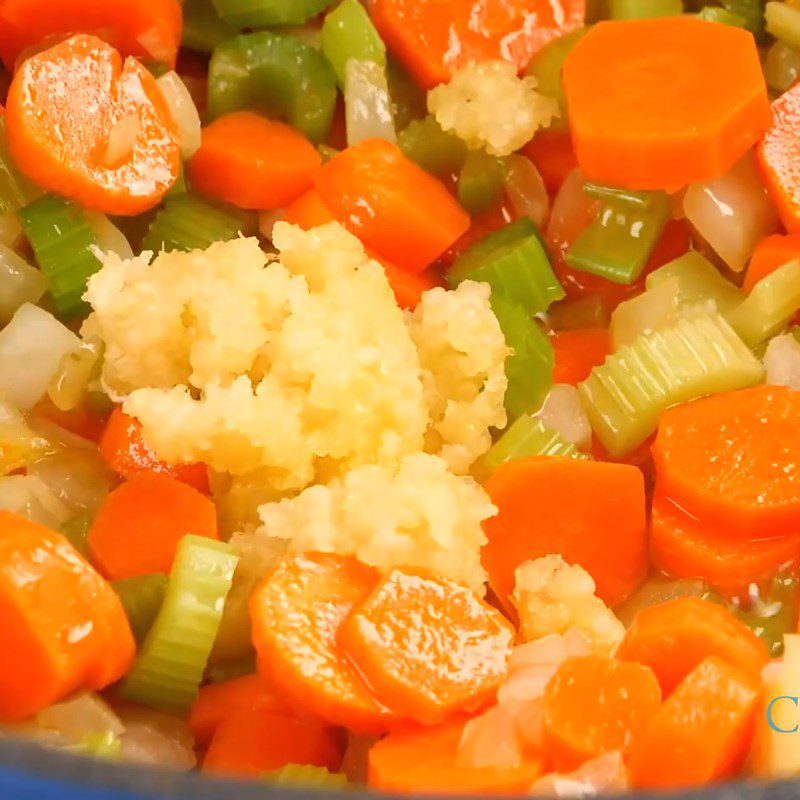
<box><xmin>482</xmin><ymin>458</ymin><xmax>647</xmax><ymax>610</ymax></box>
<box><xmin>250</xmin><ymin>552</ymin><xmax>397</xmax><ymax>733</ymax></box>
<box><xmin>368</xmin><ymin>720</ymin><xmax>542</xmax><ymax>794</ymax></box>
<box><xmin>650</xmin><ymin>492</ymin><xmax>800</xmax><ymax>594</ymax></box>
<box><xmin>99</xmin><ymin>407</ymin><xmax>209</xmax><ymax>494</ymax></box>
<box><xmin>6</xmin><ymin>35</ymin><xmax>180</xmax><ymax>215</ymax></box>
<box><xmin>652</xmin><ymin>385</ymin><xmax>800</xmax><ymax>540</ymax></box>
<box><xmin>33</xmin><ymin>396</ymin><xmax>107</xmax><ymax>443</ymax></box>
<box><xmin>0</xmin><ymin>511</ymin><xmax>135</xmax><ymax>721</ymax></box>
<box><xmin>369</xmin><ymin>0</ymin><xmax>584</xmax><ymax>89</ymax></box>
<box><xmin>542</xmin><ymin>656</ymin><xmax>661</xmax><ymax>772</ymax></box>
<box><xmin>0</xmin><ymin>0</ymin><xmax>182</xmax><ymax>71</ymax></box>
<box><xmin>202</xmin><ymin>707</ymin><xmax>342</xmax><ymax>778</ymax></box>
<box><xmin>340</xmin><ymin>568</ymin><xmax>514</xmax><ymax>724</ymax></box>
<box><xmin>629</xmin><ymin>657</ymin><xmax>760</xmax><ymax>788</ymax></box>
<box><xmin>617</xmin><ymin>597</ymin><xmax>769</xmax><ymax>696</ymax></box>
<box><xmin>87</xmin><ymin>474</ymin><xmax>218</xmax><ymax>581</ymax></box>
<box><xmin>521</xmin><ymin>130</ymin><xmax>578</xmax><ymax>196</ymax></box>
<box><xmin>745</xmin><ymin>233</ymin><xmax>800</xmax><ymax>291</ymax></box>
<box><xmin>188</xmin><ymin>112</ymin><xmax>321</xmax><ymax>211</ymax></box>
<box><xmin>550</xmin><ymin>327</ymin><xmax>609</xmax><ymax>386</ymax></box>
<box><xmin>314</xmin><ymin>138</ymin><xmax>470</xmax><ymax>273</ymax></box>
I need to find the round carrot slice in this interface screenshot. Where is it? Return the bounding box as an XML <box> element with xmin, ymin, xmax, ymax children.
<box><xmin>652</xmin><ymin>385</ymin><xmax>800</xmax><ymax>540</ymax></box>
<box><xmin>340</xmin><ymin>568</ymin><xmax>514</xmax><ymax>724</ymax></box>
<box><xmin>563</xmin><ymin>17</ymin><xmax>770</xmax><ymax>191</ymax></box>
<box><xmin>250</xmin><ymin>552</ymin><xmax>396</xmax><ymax>733</ymax></box>
<box><xmin>6</xmin><ymin>34</ymin><xmax>180</xmax><ymax>215</ymax></box>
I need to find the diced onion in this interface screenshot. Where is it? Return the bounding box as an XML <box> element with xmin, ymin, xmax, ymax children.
<box><xmin>0</xmin><ymin>400</ymin><xmax>53</xmax><ymax>476</ymax></box>
<box><xmin>156</xmin><ymin>71</ymin><xmax>202</xmax><ymax>159</ymax></box>
<box><xmin>103</xmin><ymin>115</ymin><xmax>140</xmax><ymax>169</ymax></box>
<box><xmin>258</xmin><ymin>209</ymin><xmax>285</xmax><ymax>242</ymax></box>
<box><xmin>765</xmin><ymin>333</ymin><xmax>800</xmax><ymax>390</ymax></box>
<box><xmin>344</xmin><ymin>59</ymin><xmax>396</xmax><ymax>147</ymax></box>
<box><xmin>47</xmin><ymin>339</ymin><xmax>103</xmax><ymax>412</ymax></box>
<box><xmin>136</xmin><ymin>28</ymin><xmax>173</xmax><ymax>64</ymax></box>
<box><xmin>0</xmin><ymin>242</ymin><xmax>48</xmax><ymax>325</ymax></box>
<box><xmin>531</xmin><ymin>750</ymin><xmax>629</xmax><ymax>796</ymax></box>
<box><xmin>764</xmin><ymin>41</ymin><xmax>800</xmax><ymax>92</ymax></box>
<box><xmin>37</xmin><ymin>694</ymin><xmax>125</xmax><ymax>740</ymax></box>
<box><xmin>114</xmin><ymin>704</ymin><xmax>196</xmax><ymax>770</ymax></box>
<box><xmin>535</xmin><ymin>384</ymin><xmax>591</xmax><ymax>450</ymax></box>
<box><xmin>0</xmin><ymin>474</ymin><xmax>71</xmax><ymax>528</ymax></box>
<box><xmin>457</xmin><ymin>703</ymin><xmax>522</xmax><ymax>769</ymax></box>
<box><xmin>86</xmin><ymin>214</ymin><xmax>134</xmax><ymax>261</ymax></box>
<box><xmin>0</xmin><ymin>211</ymin><xmax>24</xmax><ymax>248</ymax></box>
<box><xmin>504</xmin><ymin>154</ymin><xmax>549</xmax><ymax>229</ymax></box>
<box><xmin>28</xmin><ymin>448</ymin><xmax>113</xmax><ymax>516</ymax></box>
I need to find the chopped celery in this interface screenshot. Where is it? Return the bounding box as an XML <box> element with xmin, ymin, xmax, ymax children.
<box><xmin>398</xmin><ymin>116</ymin><xmax>468</xmax><ymax>179</ymax></box>
<box><xmin>565</xmin><ymin>193</ymin><xmax>670</xmax><ymax>284</ymax></box>
<box><xmin>766</xmin><ymin>1</ymin><xmax>800</xmax><ymax>50</ymax></box>
<box><xmin>208</xmin><ymin>31</ymin><xmax>337</xmax><ymax>143</ymax></box>
<box><xmin>579</xmin><ymin>312</ymin><xmax>764</xmax><ymax>455</ymax></box>
<box><xmin>166</xmin><ymin>163</ymin><xmax>187</xmax><ymax>198</ymax></box>
<box><xmin>0</xmin><ymin>118</ymin><xmax>40</xmax><ymax>213</ymax></box>
<box><xmin>212</xmin><ymin>0</ymin><xmax>334</xmax><ymax>26</ymax></box>
<box><xmin>205</xmin><ymin>657</ymin><xmax>256</xmax><ymax>683</ymax></box>
<box><xmin>321</xmin><ymin>0</ymin><xmax>386</xmax><ymax>86</ymax></box>
<box><xmin>386</xmin><ymin>59</ymin><xmax>427</xmax><ymax>131</ymax></box>
<box><xmin>264</xmin><ymin>765</ymin><xmax>350</xmax><ymax>787</ymax></box>
<box><xmin>610</xmin><ymin>277</ymin><xmax>682</xmax><ymax>350</ymax></box>
<box><xmin>723</xmin><ymin>0</ymin><xmax>766</xmax><ymax>36</ymax></box>
<box><xmin>113</xmin><ymin>574</ymin><xmax>169</xmax><ymax>644</ymax></box>
<box><xmin>182</xmin><ymin>0</ymin><xmax>237</xmax><ymax>53</ymax></box>
<box><xmin>142</xmin><ymin>195</ymin><xmax>253</xmax><ymax>253</ymax></box>
<box><xmin>548</xmin><ymin>295</ymin><xmax>610</xmax><ymax>330</ymax></box>
<box><xmin>697</xmin><ymin>6</ymin><xmax>747</xmax><ymax>24</ymax></box>
<box><xmin>728</xmin><ymin>259</ymin><xmax>800</xmax><ymax>347</ymax></box>
<box><xmin>60</xmin><ymin>514</ymin><xmax>92</xmax><ymax>557</ymax></box>
<box><xmin>610</xmin><ymin>0</ymin><xmax>683</xmax><ymax>16</ymax></box>
<box><xmin>121</xmin><ymin>535</ymin><xmax>238</xmax><ymax>712</ymax></box>
<box><xmin>19</xmin><ymin>195</ymin><xmax>102</xmax><ymax>319</ymax></box>
<box><xmin>491</xmin><ymin>294</ymin><xmax>554</xmax><ymax>421</ymax></box>
<box><xmin>448</xmin><ymin>219</ymin><xmax>563</xmax><ymax>316</ymax></box>
<box><xmin>583</xmin><ymin>183</ymin><xmax>658</xmax><ymax>208</ymax></box>
<box><xmin>457</xmin><ymin>151</ymin><xmax>507</xmax><ymax>215</ymax></box>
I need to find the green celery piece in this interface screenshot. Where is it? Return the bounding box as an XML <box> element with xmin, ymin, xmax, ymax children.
<box><xmin>60</xmin><ymin>514</ymin><xmax>92</xmax><ymax>557</ymax></box>
<box><xmin>387</xmin><ymin>59</ymin><xmax>427</xmax><ymax>131</ymax></box>
<box><xmin>610</xmin><ymin>0</ymin><xmax>683</xmax><ymax>16</ymax></box>
<box><xmin>142</xmin><ymin>194</ymin><xmax>254</xmax><ymax>253</ymax></box>
<box><xmin>457</xmin><ymin>151</ymin><xmax>507</xmax><ymax>215</ymax></box>
<box><xmin>722</xmin><ymin>0</ymin><xmax>766</xmax><ymax>37</ymax></box>
<box><xmin>113</xmin><ymin>574</ymin><xmax>169</xmax><ymax>644</ymax></box>
<box><xmin>491</xmin><ymin>294</ymin><xmax>554</xmax><ymax>421</ymax></box>
<box><xmin>264</xmin><ymin>765</ymin><xmax>350</xmax><ymax>787</ymax></box>
<box><xmin>205</xmin><ymin>657</ymin><xmax>256</xmax><ymax>683</ymax></box>
<box><xmin>121</xmin><ymin>535</ymin><xmax>238</xmax><ymax>712</ymax></box>
<box><xmin>583</xmin><ymin>182</ymin><xmax>657</xmax><ymax>208</ymax></box>
<box><xmin>321</xmin><ymin>0</ymin><xmax>386</xmax><ymax>87</ymax></box>
<box><xmin>0</xmin><ymin>118</ymin><xmax>41</xmax><ymax>213</ymax></box>
<box><xmin>212</xmin><ymin>0</ymin><xmax>334</xmax><ymax>27</ymax></box>
<box><xmin>19</xmin><ymin>195</ymin><xmax>102</xmax><ymax>319</ymax></box>
<box><xmin>548</xmin><ymin>295</ymin><xmax>610</xmax><ymax>330</ymax></box>
<box><xmin>565</xmin><ymin>193</ymin><xmax>670</xmax><ymax>284</ymax></box>
<box><xmin>727</xmin><ymin>258</ymin><xmax>800</xmax><ymax>347</ymax></box>
<box><xmin>697</xmin><ymin>6</ymin><xmax>747</xmax><ymax>25</ymax></box>
<box><xmin>766</xmin><ymin>1</ymin><xmax>800</xmax><ymax>49</ymax></box>
<box><xmin>208</xmin><ymin>31</ymin><xmax>337</xmax><ymax>143</ymax></box>
<box><xmin>398</xmin><ymin>116</ymin><xmax>467</xmax><ymax>179</ymax></box>
<box><xmin>182</xmin><ymin>0</ymin><xmax>237</xmax><ymax>53</ymax></box>
<box><xmin>166</xmin><ymin>163</ymin><xmax>187</xmax><ymax>197</ymax></box>
<box><xmin>482</xmin><ymin>415</ymin><xmax>588</xmax><ymax>473</ymax></box>
<box><xmin>579</xmin><ymin>312</ymin><xmax>764</xmax><ymax>456</ymax></box>
<box><xmin>449</xmin><ymin>219</ymin><xmax>563</xmax><ymax>316</ymax></box>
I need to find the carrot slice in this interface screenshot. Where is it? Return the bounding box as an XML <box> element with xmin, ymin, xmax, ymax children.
<box><xmin>87</xmin><ymin>474</ymin><xmax>218</xmax><ymax>581</ymax></box>
<box><xmin>652</xmin><ymin>385</ymin><xmax>800</xmax><ymax>540</ymax></box>
<box><xmin>482</xmin><ymin>458</ymin><xmax>647</xmax><ymax>610</ymax></box>
<box><xmin>745</xmin><ymin>233</ymin><xmax>800</xmax><ymax>292</ymax></box>
<box><xmin>617</xmin><ymin>597</ymin><xmax>769</xmax><ymax>697</ymax></box>
<box><xmin>369</xmin><ymin>0</ymin><xmax>585</xmax><ymax>89</ymax></box>
<box><xmin>520</xmin><ymin>130</ymin><xmax>578</xmax><ymax>196</ymax></box>
<box><xmin>563</xmin><ymin>17</ymin><xmax>770</xmax><ymax>191</ymax></box>
<box><xmin>340</xmin><ymin>568</ymin><xmax>514</xmax><ymax>725</ymax></box>
<box><xmin>250</xmin><ymin>552</ymin><xmax>396</xmax><ymax>733</ymax></box>
<box><xmin>550</xmin><ymin>328</ymin><xmax>609</xmax><ymax>386</ymax></box>
<box><xmin>188</xmin><ymin>112</ymin><xmax>321</xmax><ymax>211</ymax></box>
<box><xmin>0</xmin><ymin>0</ymin><xmax>182</xmax><ymax>71</ymax></box>
<box><xmin>99</xmin><ymin>407</ymin><xmax>209</xmax><ymax>494</ymax></box>
<box><xmin>650</xmin><ymin>492</ymin><xmax>800</xmax><ymax>593</ymax></box>
<box><xmin>629</xmin><ymin>656</ymin><xmax>760</xmax><ymax>788</ymax></box>
<box><xmin>6</xmin><ymin>34</ymin><xmax>180</xmax><ymax>216</ymax></box>
<box><xmin>542</xmin><ymin>656</ymin><xmax>661</xmax><ymax>772</ymax></box>
<box><xmin>202</xmin><ymin>707</ymin><xmax>342</xmax><ymax>778</ymax></box>
<box><xmin>314</xmin><ymin>138</ymin><xmax>470</xmax><ymax>273</ymax></box>
<box><xmin>0</xmin><ymin>511</ymin><xmax>135</xmax><ymax>721</ymax></box>
<box><xmin>368</xmin><ymin>720</ymin><xmax>541</xmax><ymax>794</ymax></box>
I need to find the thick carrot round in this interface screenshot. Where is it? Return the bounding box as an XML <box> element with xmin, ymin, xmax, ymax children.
<box><xmin>250</xmin><ymin>552</ymin><xmax>396</xmax><ymax>733</ymax></box>
<box><xmin>617</xmin><ymin>597</ymin><xmax>769</xmax><ymax>696</ymax></box>
<box><xmin>550</xmin><ymin>328</ymin><xmax>610</xmax><ymax>386</ymax></box>
<box><xmin>6</xmin><ymin>35</ymin><xmax>180</xmax><ymax>215</ymax></box>
<box><xmin>340</xmin><ymin>568</ymin><xmax>514</xmax><ymax>724</ymax></box>
<box><xmin>563</xmin><ymin>17</ymin><xmax>770</xmax><ymax>191</ymax></box>
<box><xmin>0</xmin><ymin>511</ymin><xmax>135</xmax><ymax>721</ymax></box>
<box><xmin>368</xmin><ymin>720</ymin><xmax>542</xmax><ymax>794</ymax></box>
<box><xmin>482</xmin><ymin>457</ymin><xmax>647</xmax><ymax>610</ymax></box>
<box><xmin>629</xmin><ymin>656</ymin><xmax>760</xmax><ymax>789</ymax></box>
<box><xmin>745</xmin><ymin>233</ymin><xmax>800</xmax><ymax>292</ymax></box>
<box><xmin>314</xmin><ymin>138</ymin><xmax>470</xmax><ymax>273</ymax></box>
<box><xmin>87</xmin><ymin>474</ymin><xmax>218</xmax><ymax>581</ymax></box>
<box><xmin>541</xmin><ymin>656</ymin><xmax>662</xmax><ymax>772</ymax></box>
<box><xmin>652</xmin><ymin>386</ymin><xmax>800</xmax><ymax>540</ymax></box>
<box><xmin>650</xmin><ymin>493</ymin><xmax>800</xmax><ymax>593</ymax></box>
<box><xmin>188</xmin><ymin>112</ymin><xmax>321</xmax><ymax>211</ymax></box>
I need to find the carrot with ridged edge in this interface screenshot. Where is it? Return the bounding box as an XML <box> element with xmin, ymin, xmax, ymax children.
<box><xmin>0</xmin><ymin>511</ymin><xmax>135</xmax><ymax>721</ymax></box>
<box><xmin>550</xmin><ymin>328</ymin><xmax>609</xmax><ymax>386</ymax></box>
<box><xmin>745</xmin><ymin>233</ymin><xmax>800</xmax><ymax>291</ymax></box>
<box><xmin>5</xmin><ymin>35</ymin><xmax>180</xmax><ymax>216</ymax></box>
<box><xmin>563</xmin><ymin>17</ymin><xmax>770</xmax><ymax>191</ymax></box>
<box><xmin>482</xmin><ymin>457</ymin><xmax>647</xmax><ymax>610</ymax></box>
<box><xmin>542</xmin><ymin>656</ymin><xmax>662</xmax><ymax>772</ymax></box>
<box><xmin>629</xmin><ymin>657</ymin><xmax>760</xmax><ymax>789</ymax></box>
<box><xmin>250</xmin><ymin>552</ymin><xmax>398</xmax><ymax>733</ymax></box>
<box><xmin>340</xmin><ymin>568</ymin><xmax>514</xmax><ymax>725</ymax></box>
<box><xmin>87</xmin><ymin>474</ymin><xmax>218</xmax><ymax>581</ymax></box>
<box><xmin>617</xmin><ymin>597</ymin><xmax>769</xmax><ymax>697</ymax></box>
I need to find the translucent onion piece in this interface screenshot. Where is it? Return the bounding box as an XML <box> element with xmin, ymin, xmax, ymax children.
<box><xmin>102</xmin><ymin>115</ymin><xmax>140</xmax><ymax>169</ymax></box>
<box><xmin>547</xmin><ymin>295</ymin><xmax>609</xmax><ymax>331</ymax></box>
<box><xmin>136</xmin><ymin>28</ymin><xmax>173</xmax><ymax>64</ymax></box>
<box><xmin>457</xmin><ymin>703</ymin><xmax>522</xmax><ymax>769</ymax></box>
<box><xmin>504</xmin><ymin>154</ymin><xmax>549</xmax><ymax>229</ymax></box>
<box><xmin>47</xmin><ymin>339</ymin><xmax>103</xmax><ymax>412</ymax></box>
<box><xmin>531</xmin><ymin>750</ymin><xmax>628</xmax><ymax>796</ymax></box>
<box><xmin>344</xmin><ymin>59</ymin><xmax>396</xmax><ymax>146</ymax></box>
<box><xmin>767</xmin><ymin>1</ymin><xmax>800</xmax><ymax>50</ymax></box>
<box><xmin>37</xmin><ymin>694</ymin><xmax>125</xmax><ymax>740</ymax></box>
<box><xmin>0</xmin><ymin>242</ymin><xmax>47</xmax><ymax>325</ymax></box>
<box><xmin>683</xmin><ymin>155</ymin><xmax>779</xmax><ymax>273</ymax></box>
<box><xmin>156</xmin><ymin>71</ymin><xmax>203</xmax><ymax>159</ymax></box>
<box><xmin>257</xmin><ymin>209</ymin><xmax>285</xmax><ymax>241</ymax></box>
<box><xmin>764</xmin><ymin>41</ymin><xmax>800</xmax><ymax>93</ymax></box>
<box><xmin>535</xmin><ymin>384</ymin><xmax>591</xmax><ymax>450</ymax></box>
<box><xmin>0</xmin><ymin>474</ymin><xmax>71</xmax><ymax>528</ymax></box>
<box><xmin>28</xmin><ymin>448</ymin><xmax>113</xmax><ymax>516</ymax></box>
<box><xmin>86</xmin><ymin>213</ymin><xmax>134</xmax><ymax>261</ymax></box>
<box><xmin>0</xmin><ymin>400</ymin><xmax>53</xmax><ymax>476</ymax></box>
<box><xmin>765</xmin><ymin>333</ymin><xmax>800</xmax><ymax>389</ymax></box>
<box><xmin>114</xmin><ymin>704</ymin><xmax>196</xmax><ymax>770</ymax></box>
<box><xmin>0</xmin><ymin>211</ymin><xmax>24</xmax><ymax>248</ymax></box>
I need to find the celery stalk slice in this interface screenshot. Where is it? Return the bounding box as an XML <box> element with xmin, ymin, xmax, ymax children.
<box><xmin>609</xmin><ymin>0</ymin><xmax>683</xmax><ymax>18</ymax></box>
<box><xmin>321</xmin><ymin>0</ymin><xmax>386</xmax><ymax>87</ymax></box>
<box><xmin>766</xmin><ymin>1</ymin><xmax>800</xmax><ymax>49</ymax></box>
<box><xmin>60</xmin><ymin>514</ymin><xmax>92</xmax><ymax>557</ymax></box>
<box><xmin>697</xmin><ymin>6</ymin><xmax>747</xmax><ymax>26</ymax></box>
<box><xmin>212</xmin><ymin>0</ymin><xmax>334</xmax><ymax>27</ymax></box>
<box><xmin>112</xmin><ymin>574</ymin><xmax>169</xmax><ymax>644</ymax></box>
<box><xmin>182</xmin><ymin>0</ymin><xmax>237</xmax><ymax>53</ymax></box>
<box><xmin>457</xmin><ymin>151</ymin><xmax>507</xmax><ymax>215</ymax></box>
<box><xmin>398</xmin><ymin>115</ymin><xmax>468</xmax><ymax>179</ymax></box>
